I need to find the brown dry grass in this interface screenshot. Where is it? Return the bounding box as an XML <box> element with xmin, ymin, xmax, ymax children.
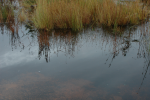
<box><xmin>0</xmin><ymin>2</ymin><xmax>14</xmax><ymax>23</ymax></box>
<box><xmin>142</xmin><ymin>0</ymin><xmax>150</xmax><ymax>6</ymax></box>
<box><xmin>22</xmin><ymin>0</ymin><xmax>149</xmax><ymax>31</ymax></box>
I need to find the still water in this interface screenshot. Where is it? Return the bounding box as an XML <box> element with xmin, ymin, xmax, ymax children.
<box><xmin>0</xmin><ymin>22</ymin><xmax>150</xmax><ymax>100</ymax></box>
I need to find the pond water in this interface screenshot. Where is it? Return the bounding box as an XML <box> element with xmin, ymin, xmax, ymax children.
<box><xmin>0</xmin><ymin>22</ymin><xmax>150</xmax><ymax>100</ymax></box>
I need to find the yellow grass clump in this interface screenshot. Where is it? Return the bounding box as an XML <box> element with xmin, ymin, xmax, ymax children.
<box><xmin>97</xmin><ymin>0</ymin><xmax>148</xmax><ymax>26</ymax></box>
<box><xmin>18</xmin><ymin>9</ymin><xmax>28</xmax><ymax>22</ymax></box>
<box><xmin>22</xmin><ymin>0</ymin><xmax>36</xmax><ymax>8</ymax></box>
<box><xmin>0</xmin><ymin>3</ymin><xmax>14</xmax><ymax>23</ymax></box>
<box><xmin>27</xmin><ymin>0</ymin><xmax>148</xmax><ymax>31</ymax></box>
<box><xmin>141</xmin><ymin>0</ymin><xmax>150</xmax><ymax>6</ymax></box>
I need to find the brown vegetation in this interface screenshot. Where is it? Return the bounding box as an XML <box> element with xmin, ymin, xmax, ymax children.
<box><xmin>25</xmin><ymin>0</ymin><xmax>148</xmax><ymax>31</ymax></box>
<box><xmin>0</xmin><ymin>1</ymin><xmax>14</xmax><ymax>23</ymax></box>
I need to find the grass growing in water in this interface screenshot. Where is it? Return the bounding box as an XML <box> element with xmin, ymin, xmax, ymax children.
<box><xmin>0</xmin><ymin>2</ymin><xmax>14</xmax><ymax>23</ymax></box>
<box><xmin>23</xmin><ymin>0</ymin><xmax>149</xmax><ymax>31</ymax></box>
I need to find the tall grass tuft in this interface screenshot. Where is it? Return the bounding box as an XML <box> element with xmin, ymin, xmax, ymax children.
<box><xmin>96</xmin><ymin>0</ymin><xmax>148</xmax><ymax>27</ymax></box>
<box><xmin>0</xmin><ymin>2</ymin><xmax>14</xmax><ymax>23</ymax></box>
<box><xmin>141</xmin><ymin>0</ymin><xmax>150</xmax><ymax>6</ymax></box>
<box><xmin>22</xmin><ymin>0</ymin><xmax>36</xmax><ymax>8</ymax></box>
<box><xmin>24</xmin><ymin>0</ymin><xmax>148</xmax><ymax>31</ymax></box>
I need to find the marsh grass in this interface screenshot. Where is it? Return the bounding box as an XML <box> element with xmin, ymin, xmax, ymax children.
<box><xmin>0</xmin><ymin>2</ymin><xmax>14</xmax><ymax>23</ymax></box>
<box><xmin>22</xmin><ymin>0</ymin><xmax>149</xmax><ymax>31</ymax></box>
<box><xmin>18</xmin><ymin>8</ymin><xmax>28</xmax><ymax>22</ymax></box>
<box><xmin>19</xmin><ymin>0</ymin><xmax>37</xmax><ymax>23</ymax></box>
<box><xmin>22</xmin><ymin>0</ymin><xmax>36</xmax><ymax>8</ymax></box>
<box><xmin>142</xmin><ymin>0</ymin><xmax>150</xmax><ymax>6</ymax></box>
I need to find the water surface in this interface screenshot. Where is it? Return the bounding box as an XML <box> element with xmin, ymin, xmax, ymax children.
<box><xmin>0</xmin><ymin>22</ymin><xmax>150</xmax><ymax>100</ymax></box>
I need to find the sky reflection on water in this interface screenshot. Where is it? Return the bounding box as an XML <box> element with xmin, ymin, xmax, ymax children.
<box><xmin>0</xmin><ymin>22</ymin><xmax>150</xmax><ymax>100</ymax></box>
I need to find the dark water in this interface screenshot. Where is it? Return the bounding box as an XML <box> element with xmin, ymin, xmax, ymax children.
<box><xmin>0</xmin><ymin>22</ymin><xmax>150</xmax><ymax>100</ymax></box>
